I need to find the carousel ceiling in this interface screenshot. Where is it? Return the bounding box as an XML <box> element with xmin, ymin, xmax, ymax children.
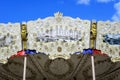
<box><xmin>0</xmin><ymin>54</ymin><xmax>120</xmax><ymax>80</ymax></box>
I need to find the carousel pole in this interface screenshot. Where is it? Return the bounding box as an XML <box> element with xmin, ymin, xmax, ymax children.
<box><xmin>21</xmin><ymin>24</ymin><xmax>28</xmax><ymax>80</ymax></box>
<box><xmin>90</xmin><ymin>21</ymin><xmax>97</xmax><ymax>80</ymax></box>
<box><xmin>23</xmin><ymin>55</ymin><xmax>27</xmax><ymax>80</ymax></box>
<box><xmin>91</xmin><ymin>55</ymin><xmax>95</xmax><ymax>80</ymax></box>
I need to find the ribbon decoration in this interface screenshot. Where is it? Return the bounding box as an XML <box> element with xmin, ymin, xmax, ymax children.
<box><xmin>82</xmin><ymin>48</ymin><xmax>108</xmax><ymax>56</ymax></box>
<box><xmin>82</xmin><ymin>48</ymin><xmax>93</xmax><ymax>55</ymax></box>
<box><xmin>10</xmin><ymin>49</ymin><xmax>39</xmax><ymax>59</ymax></box>
<box><xmin>93</xmin><ymin>49</ymin><xmax>108</xmax><ymax>56</ymax></box>
<box><xmin>10</xmin><ymin>50</ymin><xmax>26</xmax><ymax>58</ymax></box>
<box><xmin>25</xmin><ymin>49</ymin><xmax>37</xmax><ymax>54</ymax></box>
<box><xmin>10</xmin><ymin>49</ymin><xmax>108</xmax><ymax>59</ymax></box>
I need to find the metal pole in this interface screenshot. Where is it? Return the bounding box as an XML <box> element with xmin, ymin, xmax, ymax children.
<box><xmin>91</xmin><ymin>55</ymin><xmax>96</xmax><ymax>80</ymax></box>
<box><xmin>23</xmin><ymin>56</ymin><xmax>27</xmax><ymax>80</ymax></box>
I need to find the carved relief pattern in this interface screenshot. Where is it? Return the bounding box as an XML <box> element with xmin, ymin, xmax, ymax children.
<box><xmin>0</xmin><ymin>54</ymin><xmax>120</xmax><ymax>80</ymax></box>
<box><xmin>96</xmin><ymin>21</ymin><xmax>120</xmax><ymax>62</ymax></box>
<box><xmin>0</xmin><ymin>23</ymin><xmax>22</xmax><ymax>64</ymax></box>
<box><xmin>44</xmin><ymin>58</ymin><xmax>74</xmax><ymax>79</ymax></box>
<box><xmin>27</xmin><ymin>12</ymin><xmax>90</xmax><ymax>59</ymax></box>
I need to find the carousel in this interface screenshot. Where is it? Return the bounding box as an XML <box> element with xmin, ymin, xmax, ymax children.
<box><xmin>0</xmin><ymin>12</ymin><xmax>120</xmax><ymax>80</ymax></box>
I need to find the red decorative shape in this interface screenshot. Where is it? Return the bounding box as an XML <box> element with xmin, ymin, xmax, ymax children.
<box><xmin>93</xmin><ymin>49</ymin><xmax>108</xmax><ymax>56</ymax></box>
<box><xmin>93</xmin><ymin>49</ymin><xmax>102</xmax><ymax>54</ymax></box>
<box><xmin>16</xmin><ymin>50</ymin><xmax>26</xmax><ymax>56</ymax></box>
<box><xmin>10</xmin><ymin>50</ymin><xmax>26</xmax><ymax>59</ymax></box>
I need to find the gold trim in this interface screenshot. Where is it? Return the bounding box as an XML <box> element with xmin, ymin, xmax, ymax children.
<box><xmin>21</xmin><ymin>24</ymin><xmax>28</xmax><ymax>50</ymax></box>
<box><xmin>90</xmin><ymin>22</ymin><xmax>97</xmax><ymax>49</ymax></box>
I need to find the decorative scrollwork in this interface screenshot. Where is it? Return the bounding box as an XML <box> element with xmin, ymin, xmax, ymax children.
<box><xmin>0</xmin><ymin>33</ymin><xmax>13</xmax><ymax>47</ymax></box>
<box><xmin>44</xmin><ymin>58</ymin><xmax>73</xmax><ymax>79</ymax></box>
<box><xmin>96</xmin><ymin>21</ymin><xmax>120</xmax><ymax>62</ymax></box>
<box><xmin>111</xmin><ymin>57</ymin><xmax>120</xmax><ymax>62</ymax></box>
<box><xmin>3</xmin><ymin>58</ymin><xmax>36</xmax><ymax>79</ymax></box>
<box><xmin>103</xmin><ymin>33</ymin><xmax>120</xmax><ymax>45</ymax></box>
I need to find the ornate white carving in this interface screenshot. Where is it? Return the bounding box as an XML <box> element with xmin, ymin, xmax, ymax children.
<box><xmin>0</xmin><ymin>13</ymin><xmax>119</xmax><ymax>62</ymax></box>
<box><xmin>27</xmin><ymin>12</ymin><xmax>90</xmax><ymax>60</ymax></box>
<box><xmin>54</xmin><ymin>12</ymin><xmax>63</xmax><ymax>22</ymax></box>
<box><xmin>96</xmin><ymin>21</ymin><xmax>120</xmax><ymax>62</ymax></box>
<box><xmin>0</xmin><ymin>23</ymin><xmax>22</xmax><ymax>64</ymax></box>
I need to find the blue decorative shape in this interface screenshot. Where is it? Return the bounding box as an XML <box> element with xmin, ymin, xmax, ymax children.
<box><xmin>25</xmin><ymin>49</ymin><xmax>37</xmax><ymax>54</ymax></box>
<box><xmin>74</xmin><ymin>51</ymin><xmax>81</xmax><ymax>54</ymax></box>
<box><xmin>103</xmin><ymin>33</ymin><xmax>120</xmax><ymax>45</ymax></box>
<box><xmin>82</xmin><ymin>49</ymin><xmax>93</xmax><ymax>55</ymax></box>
